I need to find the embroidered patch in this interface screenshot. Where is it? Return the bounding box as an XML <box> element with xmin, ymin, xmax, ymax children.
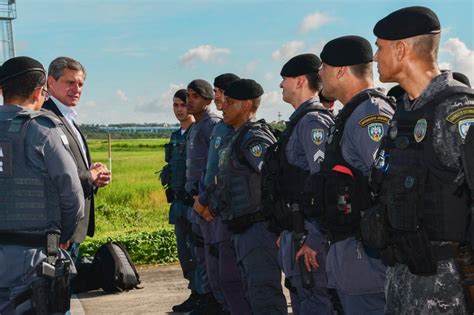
<box><xmin>414</xmin><ymin>119</ymin><xmax>427</xmax><ymax>143</ymax></box>
<box><xmin>311</xmin><ymin>129</ymin><xmax>325</xmax><ymax>145</ymax></box>
<box><xmin>459</xmin><ymin>119</ymin><xmax>474</xmax><ymax>139</ymax></box>
<box><xmin>214</xmin><ymin>136</ymin><xmax>221</xmax><ymax>149</ymax></box>
<box><xmin>368</xmin><ymin>123</ymin><xmax>384</xmax><ymax>142</ymax></box>
<box><xmin>359</xmin><ymin>114</ymin><xmax>390</xmax><ymax>127</ymax></box>
<box><xmin>313</xmin><ymin>150</ymin><xmax>325</xmax><ymax>163</ymax></box>
<box><xmin>250</xmin><ymin>144</ymin><xmax>263</xmax><ymax>158</ymax></box>
<box><xmin>446</xmin><ymin>106</ymin><xmax>474</xmax><ymax>124</ymax></box>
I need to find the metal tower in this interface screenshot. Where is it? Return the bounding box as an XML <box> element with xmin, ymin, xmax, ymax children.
<box><xmin>0</xmin><ymin>0</ymin><xmax>16</xmax><ymax>64</ymax></box>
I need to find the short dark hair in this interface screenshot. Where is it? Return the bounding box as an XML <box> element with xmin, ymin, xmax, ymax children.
<box><xmin>406</xmin><ymin>33</ymin><xmax>440</xmax><ymax>61</ymax></box>
<box><xmin>349</xmin><ymin>62</ymin><xmax>373</xmax><ymax>80</ymax></box>
<box><xmin>250</xmin><ymin>96</ymin><xmax>262</xmax><ymax>112</ymax></box>
<box><xmin>304</xmin><ymin>72</ymin><xmax>323</xmax><ymax>92</ymax></box>
<box><xmin>2</xmin><ymin>71</ymin><xmax>46</xmax><ymax>102</ymax></box>
<box><xmin>48</xmin><ymin>56</ymin><xmax>86</xmax><ymax>80</ymax></box>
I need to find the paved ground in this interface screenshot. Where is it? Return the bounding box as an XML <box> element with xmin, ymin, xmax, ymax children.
<box><xmin>72</xmin><ymin>263</ymin><xmax>293</xmax><ymax>315</ymax></box>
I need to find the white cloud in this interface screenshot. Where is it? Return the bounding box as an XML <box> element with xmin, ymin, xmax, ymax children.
<box><xmin>264</xmin><ymin>72</ymin><xmax>275</xmax><ymax>81</ymax></box>
<box><xmin>299</xmin><ymin>12</ymin><xmax>334</xmax><ymax>34</ymax></box>
<box><xmin>116</xmin><ymin>89</ymin><xmax>129</xmax><ymax>102</ymax></box>
<box><xmin>308</xmin><ymin>40</ymin><xmax>327</xmax><ymax>55</ymax></box>
<box><xmin>134</xmin><ymin>83</ymin><xmax>185</xmax><ymax>116</ymax></box>
<box><xmin>243</xmin><ymin>60</ymin><xmax>259</xmax><ymax>76</ymax></box>
<box><xmin>180</xmin><ymin>45</ymin><xmax>231</xmax><ymax>65</ymax></box>
<box><xmin>272</xmin><ymin>41</ymin><xmax>305</xmax><ymax>60</ymax></box>
<box><xmin>440</xmin><ymin>38</ymin><xmax>474</xmax><ymax>82</ymax></box>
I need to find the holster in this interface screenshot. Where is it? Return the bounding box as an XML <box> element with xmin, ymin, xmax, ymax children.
<box><xmin>165</xmin><ymin>188</ymin><xmax>174</xmax><ymax>203</ymax></box>
<box><xmin>159</xmin><ymin>164</ymin><xmax>171</xmax><ymax>187</ymax></box>
<box><xmin>360</xmin><ymin>204</ymin><xmax>388</xmax><ymax>249</ymax></box>
<box><xmin>393</xmin><ymin>229</ymin><xmax>437</xmax><ymax>276</ymax></box>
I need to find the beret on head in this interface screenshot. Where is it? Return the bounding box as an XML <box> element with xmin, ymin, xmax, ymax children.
<box><xmin>225</xmin><ymin>79</ymin><xmax>264</xmax><ymax>100</ymax></box>
<box><xmin>453</xmin><ymin>72</ymin><xmax>471</xmax><ymax>88</ymax></box>
<box><xmin>173</xmin><ymin>89</ymin><xmax>187</xmax><ymax>103</ymax></box>
<box><xmin>280</xmin><ymin>53</ymin><xmax>321</xmax><ymax>77</ymax></box>
<box><xmin>320</xmin><ymin>36</ymin><xmax>373</xmax><ymax>67</ymax></box>
<box><xmin>374</xmin><ymin>6</ymin><xmax>440</xmax><ymax>40</ymax></box>
<box><xmin>187</xmin><ymin>79</ymin><xmax>214</xmax><ymax>100</ymax></box>
<box><xmin>0</xmin><ymin>56</ymin><xmax>45</xmax><ymax>84</ymax></box>
<box><xmin>214</xmin><ymin>73</ymin><xmax>240</xmax><ymax>90</ymax></box>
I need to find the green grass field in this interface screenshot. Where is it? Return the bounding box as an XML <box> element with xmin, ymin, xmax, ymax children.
<box><xmin>87</xmin><ymin>139</ymin><xmax>171</xmax><ymax>238</ymax></box>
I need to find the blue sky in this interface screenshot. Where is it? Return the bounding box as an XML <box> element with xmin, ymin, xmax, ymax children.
<box><xmin>13</xmin><ymin>0</ymin><xmax>474</xmax><ymax>124</ymax></box>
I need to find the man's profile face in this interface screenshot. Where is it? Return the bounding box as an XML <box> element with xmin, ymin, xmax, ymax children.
<box><xmin>47</xmin><ymin>68</ymin><xmax>85</xmax><ymax>107</ymax></box>
<box><xmin>173</xmin><ymin>97</ymin><xmax>191</xmax><ymax>122</ymax></box>
<box><xmin>222</xmin><ymin>96</ymin><xmax>244</xmax><ymax>127</ymax></box>
<box><xmin>374</xmin><ymin>38</ymin><xmax>398</xmax><ymax>83</ymax></box>
<box><xmin>279</xmin><ymin>76</ymin><xmax>298</xmax><ymax>104</ymax></box>
<box><xmin>186</xmin><ymin>88</ymin><xmax>210</xmax><ymax>115</ymax></box>
<box><xmin>318</xmin><ymin>63</ymin><xmax>338</xmax><ymax>100</ymax></box>
<box><xmin>213</xmin><ymin>87</ymin><xmax>225</xmax><ymax>111</ymax></box>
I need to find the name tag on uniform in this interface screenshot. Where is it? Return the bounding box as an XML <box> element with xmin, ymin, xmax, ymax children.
<box><xmin>60</xmin><ymin>135</ymin><xmax>69</xmax><ymax>146</ymax></box>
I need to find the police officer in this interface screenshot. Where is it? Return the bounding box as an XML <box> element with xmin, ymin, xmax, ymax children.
<box><xmin>0</xmin><ymin>56</ymin><xmax>84</xmax><ymax>313</ymax></box>
<box><xmin>317</xmin><ymin>36</ymin><xmax>395</xmax><ymax>314</ymax></box>
<box><xmin>372</xmin><ymin>6</ymin><xmax>474</xmax><ymax>313</ymax></box>
<box><xmin>196</xmin><ymin>73</ymin><xmax>251</xmax><ymax>315</ymax></box>
<box><xmin>160</xmin><ymin>89</ymin><xmax>199</xmax><ymax>312</ymax></box>
<box><xmin>269</xmin><ymin>54</ymin><xmax>334</xmax><ymax>314</ymax></box>
<box><xmin>185</xmin><ymin>79</ymin><xmax>222</xmax><ymax>314</ymax></box>
<box><xmin>215</xmin><ymin>79</ymin><xmax>288</xmax><ymax>314</ymax></box>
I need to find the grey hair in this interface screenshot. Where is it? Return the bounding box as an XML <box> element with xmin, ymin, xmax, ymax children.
<box><xmin>48</xmin><ymin>56</ymin><xmax>86</xmax><ymax>80</ymax></box>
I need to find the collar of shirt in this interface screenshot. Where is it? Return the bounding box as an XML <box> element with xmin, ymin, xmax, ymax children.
<box><xmin>289</xmin><ymin>96</ymin><xmax>319</xmax><ymax>121</ymax></box>
<box><xmin>51</xmin><ymin>96</ymin><xmax>79</xmax><ymax>123</ymax></box>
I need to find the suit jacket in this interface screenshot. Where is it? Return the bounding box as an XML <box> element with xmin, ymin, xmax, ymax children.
<box><xmin>43</xmin><ymin>99</ymin><xmax>95</xmax><ymax>243</ymax></box>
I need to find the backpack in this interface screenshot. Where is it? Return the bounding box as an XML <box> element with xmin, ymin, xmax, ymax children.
<box><xmin>93</xmin><ymin>240</ymin><xmax>142</xmax><ymax>293</ymax></box>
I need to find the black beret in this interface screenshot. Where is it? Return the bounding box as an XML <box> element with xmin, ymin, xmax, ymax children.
<box><xmin>173</xmin><ymin>89</ymin><xmax>187</xmax><ymax>103</ymax></box>
<box><xmin>213</xmin><ymin>73</ymin><xmax>240</xmax><ymax>90</ymax></box>
<box><xmin>280</xmin><ymin>53</ymin><xmax>321</xmax><ymax>77</ymax></box>
<box><xmin>225</xmin><ymin>79</ymin><xmax>264</xmax><ymax>100</ymax></box>
<box><xmin>387</xmin><ymin>85</ymin><xmax>405</xmax><ymax>100</ymax></box>
<box><xmin>453</xmin><ymin>72</ymin><xmax>471</xmax><ymax>88</ymax></box>
<box><xmin>320</xmin><ymin>36</ymin><xmax>373</xmax><ymax>67</ymax></box>
<box><xmin>187</xmin><ymin>79</ymin><xmax>214</xmax><ymax>100</ymax></box>
<box><xmin>0</xmin><ymin>56</ymin><xmax>45</xmax><ymax>84</ymax></box>
<box><xmin>374</xmin><ymin>6</ymin><xmax>440</xmax><ymax>40</ymax></box>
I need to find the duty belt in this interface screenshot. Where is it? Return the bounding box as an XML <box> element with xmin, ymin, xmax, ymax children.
<box><xmin>0</xmin><ymin>232</ymin><xmax>47</xmax><ymax>247</ymax></box>
<box><xmin>225</xmin><ymin>211</ymin><xmax>266</xmax><ymax>234</ymax></box>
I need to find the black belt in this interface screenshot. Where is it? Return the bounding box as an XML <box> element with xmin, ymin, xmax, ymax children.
<box><xmin>0</xmin><ymin>232</ymin><xmax>47</xmax><ymax>247</ymax></box>
<box><xmin>225</xmin><ymin>211</ymin><xmax>266</xmax><ymax>233</ymax></box>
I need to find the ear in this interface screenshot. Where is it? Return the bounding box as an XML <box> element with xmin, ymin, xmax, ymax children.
<box><xmin>47</xmin><ymin>75</ymin><xmax>55</xmax><ymax>89</ymax></box>
<box><xmin>243</xmin><ymin>99</ymin><xmax>253</xmax><ymax>111</ymax></box>
<box><xmin>395</xmin><ymin>41</ymin><xmax>406</xmax><ymax>61</ymax></box>
<box><xmin>296</xmin><ymin>75</ymin><xmax>306</xmax><ymax>88</ymax></box>
<box><xmin>336</xmin><ymin>66</ymin><xmax>347</xmax><ymax>79</ymax></box>
<box><xmin>32</xmin><ymin>87</ymin><xmax>42</xmax><ymax>102</ymax></box>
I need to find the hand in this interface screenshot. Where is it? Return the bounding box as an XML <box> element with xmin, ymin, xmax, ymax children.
<box><xmin>295</xmin><ymin>244</ymin><xmax>319</xmax><ymax>272</ymax></box>
<box><xmin>193</xmin><ymin>196</ymin><xmax>215</xmax><ymax>221</ymax></box>
<box><xmin>59</xmin><ymin>241</ymin><xmax>70</xmax><ymax>250</ymax></box>
<box><xmin>90</xmin><ymin>162</ymin><xmax>111</xmax><ymax>187</ymax></box>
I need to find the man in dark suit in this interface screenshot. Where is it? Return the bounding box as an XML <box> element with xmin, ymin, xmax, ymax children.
<box><xmin>43</xmin><ymin>56</ymin><xmax>111</xmax><ymax>254</ymax></box>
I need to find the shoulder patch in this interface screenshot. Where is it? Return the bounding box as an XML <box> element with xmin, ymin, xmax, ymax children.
<box><xmin>459</xmin><ymin>119</ymin><xmax>474</xmax><ymax>139</ymax></box>
<box><xmin>250</xmin><ymin>143</ymin><xmax>263</xmax><ymax>158</ymax></box>
<box><xmin>214</xmin><ymin>136</ymin><xmax>222</xmax><ymax>149</ymax></box>
<box><xmin>446</xmin><ymin>106</ymin><xmax>474</xmax><ymax>125</ymax></box>
<box><xmin>368</xmin><ymin>123</ymin><xmax>384</xmax><ymax>142</ymax></box>
<box><xmin>359</xmin><ymin>114</ymin><xmax>391</xmax><ymax>127</ymax></box>
<box><xmin>311</xmin><ymin>128</ymin><xmax>325</xmax><ymax>145</ymax></box>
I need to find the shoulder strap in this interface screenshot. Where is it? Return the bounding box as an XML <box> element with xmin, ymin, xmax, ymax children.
<box><xmin>282</xmin><ymin>104</ymin><xmax>329</xmax><ymax>142</ymax></box>
<box><xmin>234</xmin><ymin>119</ymin><xmax>274</xmax><ymax>167</ymax></box>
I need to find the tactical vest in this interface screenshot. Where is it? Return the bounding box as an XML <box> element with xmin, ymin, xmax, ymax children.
<box><xmin>261</xmin><ymin>104</ymin><xmax>331</xmax><ymax>230</ymax></box>
<box><xmin>205</xmin><ymin>121</ymin><xmax>233</xmax><ymax>213</ymax></box>
<box><xmin>320</xmin><ymin>90</ymin><xmax>395</xmax><ymax>242</ymax></box>
<box><xmin>164</xmin><ymin>127</ymin><xmax>190</xmax><ymax>193</ymax></box>
<box><xmin>377</xmin><ymin>86</ymin><xmax>474</xmax><ymax>242</ymax></box>
<box><xmin>185</xmin><ymin>113</ymin><xmax>221</xmax><ymax>193</ymax></box>
<box><xmin>216</xmin><ymin>120</ymin><xmax>275</xmax><ymax>225</ymax></box>
<box><xmin>0</xmin><ymin>111</ymin><xmax>61</xmax><ymax>235</ymax></box>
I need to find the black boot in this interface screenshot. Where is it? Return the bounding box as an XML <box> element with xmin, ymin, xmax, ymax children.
<box><xmin>188</xmin><ymin>293</ymin><xmax>223</xmax><ymax>315</ymax></box>
<box><xmin>172</xmin><ymin>291</ymin><xmax>202</xmax><ymax>313</ymax></box>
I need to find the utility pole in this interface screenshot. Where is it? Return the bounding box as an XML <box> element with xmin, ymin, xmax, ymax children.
<box><xmin>277</xmin><ymin>112</ymin><xmax>282</xmax><ymax>122</ymax></box>
<box><xmin>0</xmin><ymin>0</ymin><xmax>16</xmax><ymax>64</ymax></box>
